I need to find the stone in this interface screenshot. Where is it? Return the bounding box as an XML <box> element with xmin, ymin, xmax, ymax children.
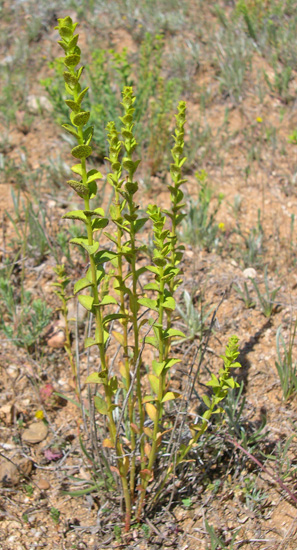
<box><xmin>0</xmin><ymin>459</ymin><xmax>20</xmax><ymax>486</ymax></box>
<box><xmin>37</xmin><ymin>478</ymin><xmax>50</xmax><ymax>490</ymax></box>
<box><xmin>22</xmin><ymin>422</ymin><xmax>48</xmax><ymax>444</ymax></box>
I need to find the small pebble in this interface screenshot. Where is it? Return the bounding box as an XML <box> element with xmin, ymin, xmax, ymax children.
<box><xmin>37</xmin><ymin>478</ymin><xmax>50</xmax><ymax>490</ymax></box>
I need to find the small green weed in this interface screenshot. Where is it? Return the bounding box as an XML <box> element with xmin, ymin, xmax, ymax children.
<box><xmin>180</xmin><ymin>170</ymin><xmax>223</xmax><ymax>250</ymax></box>
<box><xmin>50</xmin><ymin>507</ymin><xmax>60</xmax><ymax>524</ymax></box>
<box><xmin>233</xmin><ymin>281</ymin><xmax>255</xmax><ymax>309</ymax></box>
<box><xmin>205</xmin><ymin>518</ymin><xmax>240</xmax><ymax>550</ymax></box>
<box><xmin>275</xmin><ymin>322</ymin><xmax>297</xmax><ymax>400</ymax></box>
<box><xmin>175</xmin><ymin>290</ymin><xmax>215</xmax><ymax>343</ymax></box>
<box><xmin>250</xmin><ymin>266</ymin><xmax>280</xmax><ymax>318</ymax></box>
<box><xmin>0</xmin><ymin>278</ymin><xmax>52</xmax><ymax>352</ymax></box>
<box><xmin>235</xmin><ymin>210</ymin><xmax>264</xmax><ymax>268</ymax></box>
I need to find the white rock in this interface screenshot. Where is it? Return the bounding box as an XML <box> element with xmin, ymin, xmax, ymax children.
<box><xmin>243</xmin><ymin>267</ymin><xmax>257</xmax><ymax>279</ymax></box>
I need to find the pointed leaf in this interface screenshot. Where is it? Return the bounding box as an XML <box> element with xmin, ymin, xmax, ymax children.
<box><xmin>62</xmin><ymin>210</ymin><xmax>87</xmax><ymax>223</ymax></box>
<box><xmin>78</xmin><ymin>294</ymin><xmax>94</xmax><ymax>311</ymax></box>
<box><xmin>74</xmin><ymin>277</ymin><xmax>93</xmax><ymax>294</ymax></box>
<box><xmin>71</xmin><ymin>164</ymin><xmax>83</xmax><ymax>176</ymax></box>
<box><xmin>84</xmin><ymin>337</ymin><xmax>99</xmax><ymax>348</ymax></box>
<box><xmin>86</xmin><ymin>372</ymin><xmax>102</xmax><ymax>383</ymax></box>
<box><xmin>70</xmin><ymin>237</ymin><xmax>99</xmax><ymax>255</ymax></box>
<box><xmin>161</xmin><ymin>391</ymin><xmax>180</xmax><ymax>403</ymax></box>
<box><xmin>148</xmin><ymin>374</ymin><xmax>159</xmax><ymax>395</ymax></box>
<box><xmin>99</xmin><ymin>295</ymin><xmax>117</xmax><ymax>306</ymax></box>
<box><xmin>112</xmin><ymin>331</ymin><xmax>125</xmax><ymax>346</ymax></box>
<box><xmin>94</xmin><ymin>395</ymin><xmax>108</xmax><ymax>415</ymax></box>
<box><xmin>62</xmin><ymin>123</ymin><xmax>79</xmax><ymax>138</ymax></box>
<box><xmin>145</xmin><ymin>403</ymin><xmax>157</xmax><ymax>422</ymax></box>
<box><xmin>152</xmin><ymin>360</ymin><xmax>165</xmax><ymax>376</ymax></box>
<box><xmin>67</xmin><ymin>180</ymin><xmax>89</xmax><ymax>197</ymax></box>
<box><xmin>138</xmin><ymin>297</ymin><xmax>159</xmax><ymax>312</ymax></box>
<box><xmin>87</xmin><ymin>170</ymin><xmax>102</xmax><ymax>184</ymax></box>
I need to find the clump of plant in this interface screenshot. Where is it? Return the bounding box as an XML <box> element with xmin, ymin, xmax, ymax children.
<box><xmin>0</xmin><ymin>276</ymin><xmax>52</xmax><ymax>352</ymax></box>
<box><xmin>275</xmin><ymin>321</ymin><xmax>297</xmax><ymax>400</ymax></box>
<box><xmin>54</xmin><ymin>16</ymin><xmax>241</xmax><ymax>531</ymax></box>
<box><xmin>180</xmin><ymin>169</ymin><xmax>223</xmax><ymax>250</ymax></box>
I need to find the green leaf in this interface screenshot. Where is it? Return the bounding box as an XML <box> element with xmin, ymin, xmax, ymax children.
<box><xmin>61</xmin><ymin>123</ymin><xmax>79</xmax><ymax>138</ymax></box>
<box><xmin>152</xmin><ymin>360</ymin><xmax>165</xmax><ymax>376</ymax></box>
<box><xmin>67</xmin><ymin>180</ymin><xmax>89</xmax><ymax>197</ymax></box>
<box><xmin>94</xmin><ymin>249</ymin><xmax>117</xmax><ymax>265</ymax></box>
<box><xmin>123</xmin><ymin>159</ymin><xmax>140</xmax><ymax>175</ymax></box>
<box><xmin>92</xmin><ymin>218</ymin><xmax>109</xmax><ymax>231</ymax></box>
<box><xmin>86</xmin><ymin>372</ymin><xmax>102</xmax><ymax>383</ymax></box>
<box><xmin>65</xmin><ymin>100</ymin><xmax>80</xmax><ymax>113</ymax></box>
<box><xmin>202</xmin><ymin>394</ymin><xmax>211</xmax><ymax>408</ymax></box>
<box><xmin>143</xmin><ymin>283</ymin><xmax>160</xmax><ymax>292</ymax></box>
<box><xmin>84</xmin><ymin>337</ymin><xmax>99</xmax><ymax>348</ymax></box>
<box><xmin>71</xmin><ymin>164</ymin><xmax>83</xmax><ymax>176</ymax></box>
<box><xmin>134</xmin><ymin>217</ymin><xmax>148</xmax><ymax>232</ymax></box>
<box><xmin>163</xmin><ymin>328</ymin><xmax>186</xmax><ymax>339</ymax></box>
<box><xmin>63</xmin><ymin>71</ymin><xmax>78</xmax><ymax>87</ymax></box>
<box><xmin>62</xmin><ymin>210</ymin><xmax>87</xmax><ymax>223</ymax></box>
<box><xmin>146</xmin><ymin>265</ymin><xmax>160</xmax><ymax>275</ymax></box>
<box><xmin>206</xmin><ymin>374</ymin><xmax>220</xmax><ymax>388</ymax></box>
<box><xmin>102</xmin><ymin>313</ymin><xmax>126</xmax><ymax>325</ymax></box>
<box><xmin>78</xmin><ymin>294</ymin><xmax>94</xmax><ymax>311</ymax></box>
<box><xmin>138</xmin><ymin>297</ymin><xmax>159</xmax><ymax>312</ymax></box>
<box><xmin>71</xmin><ymin>144</ymin><xmax>92</xmax><ymax>159</ymax></box>
<box><xmin>164</xmin><ymin>358</ymin><xmax>181</xmax><ymax>370</ymax></box>
<box><xmin>83</xmin><ymin>126</ymin><xmax>93</xmax><ymax>145</ymax></box>
<box><xmin>148</xmin><ymin>374</ymin><xmax>159</xmax><ymax>395</ymax></box>
<box><xmin>72</xmin><ymin>111</ymin><xmax>90</xmax><ymax>127</ymax></box>
<box><xmin>161</xmin><ymin>391</ymin><xmax>179</xmax><ymax>403</ymax></box>
<box><xmin>58</xmin><ymin>26</ymin><xmax>73</xmax><ymax>38</ymax></box>
<box><xmin>94</xmin><ymin>395</ymin><xmax>108</xmax><ymax>415</ymax></box>
<box><xmin>104</xmin><ymin>232</ymin><xmax>118</xmax><ymax>246</ymax></box>
<box><xmin>99</xmin><ymin>295</ymin><xmax>117</xmax><ymax>306</ymax></box>
<box><xmin>70</xmin><ymin>237</ymin><xmax>99</xmax><ymax>255</ymax></box>
<box><xmin>163</xmin><ymin>295</ymin><xmax>176</xmax><ymax>310</ymax></box>
<box><xmin>64</xmin><ymin>54</ymin><xmax>80</xmax><ymax>67</ymax></box>
<box><xmin>77</xmin><ymin>87</ymin><xmax>89</xmax><ymax>104</ymax></box>
<box><xmin>145</xmin><ymin>337</ymin><xmax>159</xmax><ymax>349</ymax></box>
<box><xmin>87</xmin><ymin>170</ymin><xmax>102</xmax><ymax>184</ymax></box>
<box><xmin>73</xmin><ymin>277</ymin><xmax>93</xmax><ymax>294</ymax></box>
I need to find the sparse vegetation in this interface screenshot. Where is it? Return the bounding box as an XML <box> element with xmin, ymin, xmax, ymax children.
<box><xmin>1</xmin><ymin>1</ymin><xmax>297</xmax><ymax>548</ymax></box>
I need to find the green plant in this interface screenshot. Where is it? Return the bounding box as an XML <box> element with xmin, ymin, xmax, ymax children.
<box><xmin>24</xmin><ymin>484</ymin><xmax>34</xmax><ymax>497</ymax></box>
<box><xmin>250</xmin><ymin>266</ymin><xmax>280</xmax><ymax>317</ymax></box>
<box><xmin>222</xmin><ymin>382</ymin><xmax>268</xmax><ymax>454</ymax></box>
<box><xmin>52</xmin><ymin>265</ymin><xmax>77</xmax><ymax>390</ymax></box>
<box><xmin>50</xmin><ymin>507</ymin><xmax>60</xmax><ymax>524</ymax></box>
<box><xmin>54</xmin><ymin>16</ymin><xmax>241</xmax><ymax>532</ymax></box>
<box><xmin>214</xmin><ymin>24</ymin><xmax>252</xmax><ymax>103</ymax></box>
<box><xmin>5</xmin><ymin>189</ymin><xmax>52</xmax><ymax>265</ymax></box>
<box><xmin>175</xmin><ymin>289</ymin><xmax>215</xmax><ymax>343</ymax></box>
<box><xmin>233</xmin><ymin>280</ymin><xmax>255</xmax><ymax>309</ymax></box>
<box><xmin>263</xmin><ymin>56</ymin><xmax>293</xmax><ymax>103</ymax></box>
<box><xmin>275</xmin><ymin>321</ymin><xmax>297</xmax><ymax>400</ymax></box>
<box><xmin>235</xmin><ymin>210</ymin><xmax>264</xmax><ymax>268</ymax></box>
<box><xmin>241</xmin><ymin>474</ymin><xmax>268</xmax><ymax>512</ymax></box>
<box><xmin>180</xmin><ymin>170</ymin><xmax>223</xmax><ymax>250</ymax></box>
<box><xmin>0</xmin><ymin>277</ymin><xmax>52</xmax><ymax>352</ymax></box>
<box><xmin>205</xmin><ymin>518</ymin><xmax>240</xmax><ymax>550</ymax></box>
